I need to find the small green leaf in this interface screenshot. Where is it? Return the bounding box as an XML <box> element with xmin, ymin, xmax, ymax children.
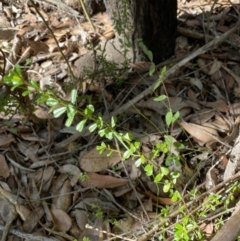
<box><xmin>22</xmin><ymin>90</ymin><xmax>31</xmax><ymax>96</ymax></box>
<box><xmin>129</xmin><ymin>143</ymin><xmax>136</xmax><ymax>153</ymax></box>
<box><xmin>10</xmin><ymin>84</ymin><xmax>22</xmax><ymax>91</ymax></box>
<box><xmin>53</xmin><ymin>106</ymin><xmax>67</xmax><ymax>118</ymax></box>
<box><xmin>46</xmin><ymin>98</ymin><xmax>59</xmax><ymax>106</ymax></box>
<box><xmin>96</xmin><ymin>117</ymin><xmax>103</xmax><ymax>129</ymax></box>
<box><xmin>84</xmin><ymin>104</ymin><xmax>94</xmax><ymax>116</ymax></box>
<box><xmin>30</xmin><ymin>80</ymin><xmax>40</xmax><ymax>90</ymax></box>
<box><xmin>71</xmin><ymin>89</ymin><xmax>77</xmax><ymax>104</ymax></box>
<box><xmin>163</xmin><ymin>181</ymin><xmax>171</xmax><ymax>193</ymax></box>
<box><xmin>153</xmin><ymin>77</ymin><xmax>162</xmax><ymax>91</ymax></box>
<box><xmin>76</xmin><ymin>119</ymin><xmax>87</xmax><ymax>132</ymax></box>
<box><xmin>96</xmin><ymin>143</ymin><xmax>106</xmax><ymax>154</ymax></box>
<box><xmin>172</xmin><ymin>111</ymin><xmax>180</xmax><ymax>123</ymax></box>
<box><xmin>98</xmin><ymin>128</ymin><xmax>106</xmax><ymax>137</ymax></box>
<box><xmin>144</xmin><ymin>164</ymin><xmax>153</xmax><ymax>176</ymax></box>
<box><xmin>15</xmin><ymin>65</ymin><xmax>22</xmax><ymax>77</ymax></box>
<box><xmin>134</xmin><ymin>141</ymin><xmax>141</xmax><ymax>149</ymax></box>
<box><xmin>123</xmin><ymin>132</ymin><xmax>133</xmax><ymax>141</ymax></box>
<box><xmin>135</xmin><ymin>158</ymin><xmax>142</xmax><ymax>167</ymax></box>
<box><xmin>149</xmin><ymin>63</ymin><xmax>155</xmax><ymax>76</ymax></box>
<box><xmin>37</xmin><ymin>95</ymin><xmax>49</xmax><ymax>104</ymax></box>
<box><xmin>154</xmin><ymin>173</ymin><xmax>163</xmax><ymax>183</ymax></box>
<box><xmin>123</xmin><ymin>149</ymin><xmax>132</xmax><ymax>160</ymax></box>
<box><xmin>154</xmin><ymin>95</ymin><xmax>167</xmax><ymax>102</ymax></box>
<box><xmin>165</xmin><ymin>110</ymin><xmax>173</xmax><ymax>127</ymax></box>
<box><xmin>111</xmin><ymin>116</ymin><xmax>117</xmax><ymax>128</ymax></box>
<box><xmin>174</xmin><ymin>141</ymin><xmax>185</xmax><ymax>150</ymax></box>
<box><xmin>65</xmin><ymin>114</ymin><xmax>75</xmax><ymax>127</ymax></box>
<box><xmin>107</xmin><ymin>150</ymin><xmax>113</xmax><ymax>157</ymax></box>
<box><xmin>89</xmin><ymin>123</ymin><xmax>97</xmax><ymax>132</ymax></box>
<box><xmin>67</xmin><ymin>104</ymin><xmax>75</xmax><ymax>116</ymax></box>
<box><xmin>160</xmin><ymin>166</ymin><xmax>169</xmax><ymax>176</ymax></box>
<box><xmin>160</xmin><ymin>66</ymin><xmax>167</xmax><ymax>78</ymax></box>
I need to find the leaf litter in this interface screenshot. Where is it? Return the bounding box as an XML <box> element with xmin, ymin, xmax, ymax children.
<box><xmin>1</xmin><ymin>0</ymin><xmax>240</xmax><ymax>240</ymax></box>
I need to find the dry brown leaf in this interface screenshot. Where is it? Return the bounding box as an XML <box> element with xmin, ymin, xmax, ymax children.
<box><xmin>51</xmin><ymin>208</ymin><xmax>72</xmax><ymax>232</ymax></box>
<box><xmin>211</xmin><ymin>84</ymin><xmax>226</xmax><ymax>101</ymax></box>
<box><xmin>203</xmin><ymin>115</ymin><xmax>229</xmax><ymax>133</ymax></box>
<box><xmin>75</xmin><ymin>209</ymin><xmax>88</xmax><ymax>231</ymax></box>
<box><xmin>18</xmin><ymin>204</ymin><xmax>31</xmax><ymax>221</ymax></box>
<box><xmin>80</xmin><ymin>172</ymin><xmax>128</xmax><ymax>189</ymax></box>
<box><xmin>0</xmin><ymin>154</ymin><xmax>10</xmax><ymax>178</ymax></box>
<box><xmin>230</xmin><ymin>102</ymin><xmax>240</xmax><ymax>116</ymax></box>
<box><xmin>0</xmin><ymin>30</ymin><xmax>15</xmax><ymax>40</ymax></box>
<box><xmin>58</xmin><ymin>164</ymin><xmax>81</xmax><ymax>186</ymax></box>
<box><xmin>209</xmin><ymin>60</ymin><xmax>222</xmax><ymax>75</ymax></box>
<box><xmin>0</xmin><ymin>134</ymin><xmax>15</xmax><ymax>147</ymax></box>
<box><xmin>17</xmin><ymin>142</ymin><xmax>38</xmax><ymax>162</ymax></box>
<box><xmin>143</xmin><ymin>190</ymin><xmax>174</xmax><ymax>205</ymax></box>
<box><xmin>22</xmin><ymin>207</ymin><xmax>45</xmax><ymax>233</ymax></box>
<box><xmin>55</xmin><ymin>179</ymin><xmax>72</xmax><ymax>211</ymax></box>
<box><xmin>0</xmin><ymin>199</ymin><xmax>11</xmax><ymax>223</ymax></box>
<box><xmin>200</xmin><ymin>222</ymin><xmax>214</xmax><ymax>237</ymax></box>
<box><xmin>27</xmin><ymin>179</ymin><xmax>40</xmax><ymax>208</ymax></box>
<box><xmin>188</xmin><ymin>109</ymin><xmax>216</xmax><ymax>124</ymax></box>
<box><xmin>197</xmin><ymin>58</ymin><xmax>210</xmax><ymax>75</ymax></box>
<box><xmin>112</xmin><ymin>215</ymin><xmax>136</xmax><ymax>233</ymax></box>
<box><xmin>180</xmin><ymin>121</ymin><xmax>220</xmax><ymax>144</ymax></box>
<box><xmin>222</xmin><ymin>64</ymin><xmax>240</xmax><ymax>86</ymax></box>
<box><xmin>189</xmin><ymin>77</ymin><xmax>203</xmax><ymax>90</ymax></box>
<box><xmin>199</xmin><ymin>99</ymin><xmax>229</xmax><ymax>113</ymax></box>
<box><xmin>30</xmin><ymin>166</ymin><xmax>55</xmax><ymax>193</ymax></box>
<box><xmin>79</xmin><ymin>148</ymin><xmax>122</xmax><ymax>172</ymax></box>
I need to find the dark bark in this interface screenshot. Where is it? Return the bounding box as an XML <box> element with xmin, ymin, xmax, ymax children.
<box><xmin>104</xmin><ymin>0</ymin><xmax>177</xmax><ymax>63</ymax></box>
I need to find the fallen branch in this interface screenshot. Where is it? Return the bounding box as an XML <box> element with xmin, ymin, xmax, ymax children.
<box><xmin>0</xmin><ymin>225</ymin><xmax>60</xmax><ymax>241</ymax></box>
<box><xmin>210</xmin><ymin>201</ymin><xmax>240</xmax><ymax>241</ymax></box>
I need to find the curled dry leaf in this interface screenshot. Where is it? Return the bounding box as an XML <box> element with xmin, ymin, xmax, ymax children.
<box><xmin>79</xmin><ymin>148</ymin><xmax>122</xmax><ymax>172</ymax></box>
<box><xmin>180</xmin><ymin>121</ymin><xmax>220</xmax><ymax>145</ymax></box>
<box><xmin>200</xmin><ymin>222</ymin><xmax>214</xmax><ymax>237</ymax></box>
<box><xmin>205</xmin><ymin>168</ymin><xmax>218</xmax><ymax>190</ymax></box>
<box><xmin>51</xmin><ymin>208</ymin><xmax>72</xmax><ymax>232</ymax></box>
<box><xmin>80</xmin><ymin>172</ymin><xmax>129</xmax><ymax>189</ymax></box>
<box><xmin>20</xmin><ymin>133</ymin><xmax>47</xmax><ymax>142</ymax></box>
<box><xmin>0</xmin><ymin>154</ymin><xmax>10</xmax><ymax>178</ymax></box>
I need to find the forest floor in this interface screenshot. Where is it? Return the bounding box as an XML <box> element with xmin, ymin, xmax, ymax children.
<box><xmin>1</xmin><ymin>0</ymin><xmax>240</xmax><ymax>240</ymax></box>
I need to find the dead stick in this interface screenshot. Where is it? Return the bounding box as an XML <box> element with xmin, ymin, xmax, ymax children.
<box><xmin>210</xmin><ymin>201</ymin><xmax>240</xmax><ymax>241</ymax></box>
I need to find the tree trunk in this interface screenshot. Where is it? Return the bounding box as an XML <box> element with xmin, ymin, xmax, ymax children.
<box><xmin>104</xmin><ymin>0</ymin><xmax>177</xmax><ymax>63</ymax></box>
